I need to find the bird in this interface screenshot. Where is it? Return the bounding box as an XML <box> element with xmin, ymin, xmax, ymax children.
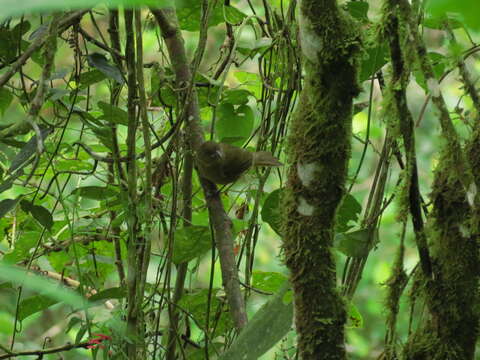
<box><xmin>195</xmin><ymin>141</ymin><xmax>283</xmax><ymax>185</ymax></box>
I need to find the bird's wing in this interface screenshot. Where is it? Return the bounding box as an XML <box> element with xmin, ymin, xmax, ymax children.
<box><xmin>221</xmin><ymin>143</ymin><xmax>252</xmax><ymax>181</ymax></box>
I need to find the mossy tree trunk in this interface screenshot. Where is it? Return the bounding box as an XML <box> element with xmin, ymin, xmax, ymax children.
<box><xmin>381</xmin><ymin>1</ymin><xmax>480</xmax><ymax>358</ymax></box>
<box><xmin>283</xmin><ymin>0</ymin><xmax>361</xmax><ymax>359</ymax></box>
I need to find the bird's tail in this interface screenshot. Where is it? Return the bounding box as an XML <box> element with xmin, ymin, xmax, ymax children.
<box><xmin>252</xmin><ymin>151</ymin><xmax>283</xmax><ymax>167</ymax></box>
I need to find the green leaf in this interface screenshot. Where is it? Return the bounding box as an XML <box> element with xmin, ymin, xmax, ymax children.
<box><xmin>335</xmin><ymin>194</ymin><xmax>362</xmax><ymax>233</ymax></box>
<box><xmin>177</xmin><ymin>0</ymin><xmax>224</xmax><ymax>31</ymax></box>
<box><xmin>71</xmin><ymin>186</ymin><xmax>118</xmax><ymax>200</ymax></box>
<box><xmin>224</xmin><ymin>4</ymin><xmax>247</xmax><ymax>25</ymax></box>
<box><xmin>0</xmin><ymin>88</ymin><xmax>13</xmax><ymax>115</ymax></box>
<box><xmin>261</xmin><ymin>188</ymin><xmax>283</xmax><ymax>236</ymax></box>
<box><xmin>21</xmin><ymin>200</ymin><xmax>53</xmax><ymax>230</ymax></box>
<box><xmin>423</xmin><ymin>13</ymin><xmax>463</xmax><ymax>30</ymax></box>
<box><xmin>222</xmin><ymin>89</ymin><xmax>252</xmax><ymax>105</ymax></box>
<box><xmin>334</xmin><ymin>228</ymin><xmax>378</xmax><ymax>258</ymax></box>
<box><xmin>87</xmin><ymin>53</ymin><xmax>124</xmax><ymax>84</ymax></box>
<box><xmin>216</xmin><ymin>103</ymin><xmax>254</xmax><ymax>146</ymax></box>
<box><xmin>252</xmin><ymin>271</ymin><xmax>288</xmax><ymax>293</ymax></box>
<box><xmin>18</xmin><ymin>295</ymin><xmax>59</xmax><ymax>321</ymax></box>
<box><xmin>2</xmin><ymin>231</ymin><xmax>38</xmax><ymax>264</ymax></box>
<box><xmin>179</xmin><ymin>289</ymin><xmax>233</xmax><ymax>336</ymax></box>
<box><xmin>345</xmin><ymin>1</ymin><xmax>369</xmax><ymax>22</ymax></box>
<box><xmin>0</xmin><ymin>198</ymin><xmax>20</xmax><ymax>219</ymax></box>
<box><xmin>0</xmin><ymin>262</ymin><xmax>85</xmax><ymax>309</ymax></box>
<box><xmin>413</xmin><ymin>52</ymin><xmax>447</xmax><ymax>91</ymax></box>
<box><xmin>346</xmin><ymin>302</ymin><xmax>363</xmax><ymax>328</ymax></box>
<box><xmin>173</xmin><ymin>226</ymin><xmax>212</xmax><ymax>264</ymax></box>
<box><xmin>360</xmin><ymin>44</ymin><xmax>388</xmax><ymax>82</ymax></box>
<box><xmin>234</xmin><ymin>71</ymin><xmax>262</xmax><ymax>98</ymax></box>
<box><xmin>427</xmin><ymin>0</ymin><xmax>480</xmax><ymax>30</ymax></box>
<box><xmin>218</xmin><ymin>283</ymin><xmax>293</xmax><ymax>360</ymax></box>
<box><xmin>9</xmin><ymin>127</ymin><xmax>52</xmax><ymax>172</ymax></box>
<box><xmin>98</xmin><ymin>101</ymin><xmax>129</xmax><ymax>126</ymax></box>
<box><xmin>78</xmin><ymin>69</ymin><xmax>107</xmax><ymax>89</ymax></box>
<box><xmin>237</xmin><ymin>38</ymin><xmax>272</xmax><ymax>58</ymax></box>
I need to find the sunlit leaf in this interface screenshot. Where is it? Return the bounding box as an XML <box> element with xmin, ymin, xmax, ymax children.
<box><xmin>252</xmin><ymin>271</ymin><xmax>288</xmax><ymax>294</ymax></box>
<box><xmin>346</xmin><ymin>302</ymin><xmax>363</xmax><ymax>328</ymax></box>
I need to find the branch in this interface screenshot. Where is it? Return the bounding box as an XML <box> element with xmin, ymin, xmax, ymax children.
<box><xmin>0</xmin><ymin>10</ymin><xmax>88</xmax><ymax>89</ymax></box>
<box><xmin>0</xmin><ymin>341</ymin><xmax>91</xmax><ymax>359</ymax></box>
<box><xmin>151</xmin><ymin>7</ymin><xmax>248</xmax><ymax>330</ymax></box>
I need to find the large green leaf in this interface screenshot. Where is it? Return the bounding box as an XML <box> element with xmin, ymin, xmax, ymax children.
<box><xmin>252</xmin><ymin>271</ymin><xmax>288</xmax><ymax>294</ymax></box>
<box><xmin>177</xmin><ymin>0</ymin><xmax>223</xmax><ymax>31</ymax></box>
<box><xmin>360</xmin><ymin>44</ymin><xmax>388</xmax><ymax>82</ymax></box>
<box><xmin>18</xmin><ymin>295</ymin><xmax>59</xmax><ymax>321</ymax></box>
<box><xmin>173</xmin><ymin>225</ymin><xmax>212</xmax><ymax>264</ymax></box>
<box><xmin>0</xmin><ymin>262</ymin><xmax>85</xmax><ymax>308</ymax></box>
<box><xmin>98</xmin><ymin>101</ymin><xmax>129</xmax><ymax>126</ymax></box>
<box><xmin>218</xmin><ymin>282</ymin><xmax>293</xmax><ymax>360</ymax></box>
<box><xmin>216</xmin><ymin>103</ymin><xmax>254</xmax><ymax>146</ymax></box>
<box><xmin>20</xmin><ymin>200</ymin><xmax>53</xmax><ymax>230</ymax></box>
<box><xmin>427</xmin><ymin>0</ymin><xmax>480</xmax><ymax>30</ymax></box>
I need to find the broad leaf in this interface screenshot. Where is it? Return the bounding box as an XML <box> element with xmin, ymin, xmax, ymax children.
<box><xmin>0</xmin><ymin>198</ymin><xmax>20</xmax><ymax>219</ymax></box>
<box><xmin>261</xmin><ymin>188</ymin><xmax>283</xmax><ymax>236</ymax></box>
<box><xmin>9</xmin><ymin>127</ymin><xmax>52</xmax><ymax>172</ymax></box>
<box><xmin>252</xmin><ymin>271</ymin><xmax>288</xmax><ymax>294</ymax></box>
<box><xmin>173</xmin><ymin>226</ymin><xmax>212</xmax><ymax>264</ymax></box>
<box><xmin>218</xmin><ymin>282</ymin><xmax>293</xmax><ymax>360</ymax></box>
<box><xmin>87</xmin><ymin>53</ymin><xmax>124</xmax><ymax>84</ymax></box>
<box><xmin>71</xmin><ymin>186</ymin><xmax>118</xmax><ymax>200</ymax></box>
<box><xmin>216</xmin><ymin>103</ymin><xmax>254</xmax><ymax>146</ymax></box>
<box><xmin>335</xmin><ymin>228</ymin><xmax>378</xmax><ymax>258</ymax></box>
<box><xmin>335</xmin><ymin>194</ymin><xmax>362</xmax><ymax>233</ymax></box>
<box><xmin>98</xmin><ymin>101</ymin><xmax>129</xmax><ymax>126</ymax></box>
<box><xmin>359</xmin><ymin>44</ymin><xmax>388</xmax><ymax>82</ymax></box>
<box><xmin>18</xmin><ymin>295</ymin><xmax>59</xmax><ymax>321</ymax></box>
<box><xmin>0</xmin><ymin>88</ymin><xmax>13</xmax><ymax>115</ymax></box>
<box><xmin>177</xmin><ymin>0</ymin><xmax>223</xmax><ymax>31</ymax></box>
